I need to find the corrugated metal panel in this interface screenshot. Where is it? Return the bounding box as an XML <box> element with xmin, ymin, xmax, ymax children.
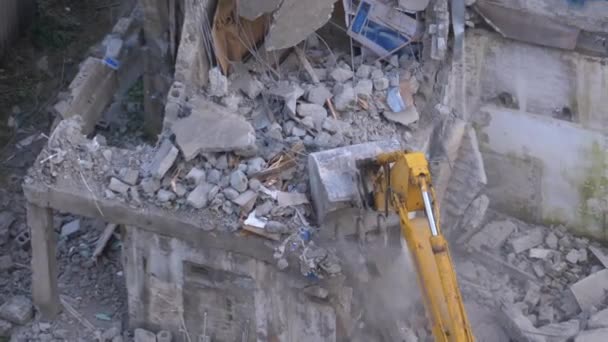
<box><xmin>475</xmin><ymin>0</ymin><xmax>580</xmax><ymax>50</ymax></box>
<box><xmin>0</xmin><ymin>0</ymin><xmax>35</xmax><ymax>58</ymax></box>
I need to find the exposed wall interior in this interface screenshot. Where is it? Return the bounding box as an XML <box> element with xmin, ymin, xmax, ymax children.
<box><xmin>123</xmin><ymin>226</ymin><xmax>339</xmax><ymax>341</ymax></box>
<box><xmin>461</xmin><ymin>30</ymin><xmax>608</xmax><ymax>239</ymax></box>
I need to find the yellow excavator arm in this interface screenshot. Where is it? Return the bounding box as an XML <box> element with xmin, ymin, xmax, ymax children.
<box><xmin>370</xmin><ymin>151</ymin><xmax>474</xmax><ymax>342</ymax></box>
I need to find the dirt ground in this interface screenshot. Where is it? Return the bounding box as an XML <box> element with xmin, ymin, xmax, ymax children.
<box><xmin>0</xmin><ymin>1</ymin><xmax>133</xmax><ymax>340</ymax></box>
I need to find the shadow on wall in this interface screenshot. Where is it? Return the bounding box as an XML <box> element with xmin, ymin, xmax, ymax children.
<box><xmin>0</xmin><ymin>0</ymin><xmax>35</xmax><ymax>59</ymax></box>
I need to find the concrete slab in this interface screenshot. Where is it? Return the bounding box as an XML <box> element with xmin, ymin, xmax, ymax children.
<box><xmin>172</xmin><ymin>97</ymin><xmax>256</xmax><ymax>161</ymax></box>
<box><xmin>499</xmin><ymin>303</ymin><xmax>546</xmax><ymax>342</ymax></box>
<box><xmin>475</xmin><ymin>1</ymin><xmax>580</xmax><ymax>50</ymax></box>
<box><xmin>146</xmin><ymin>140</ymin><xmax>179</xmax><ymax>179</ymax></box>
<box><xmin>510</xmin><ymin>228</ymin><xmax>544</xmax><ymax>254</ymax></box>
<box><xmin>237</xmin><ymin>0</ymin><xmax>281</xmax><ymax>20</ymax></box>
<box><xmin>308</xmin><ymin>139</ymin><xmax>402</xmax><ymax>224</ymax></box>
<box><xmin>537</xmin><ymin>320</ymin><xmax>580</xmax><ymax>342</ymax></box>
<box><xmin>0</xmin><ymin>296</ymin><xmax>33</xmax><ymax>325</ymax></box>
<box><xmin>477</xmin><ymin>0</ymin><xmax>608</xmax><ymax>34</ymax></box>
<box><xmin>469</xmin><ymin>220</ymin><xmax>516</xmax><ymax>250</ymax></box>
<box><xmin>265</xmin><ymin>0</ymin><xmax>337</xmax><ymax>50</ymax></box>
<box><xmin>575</xmin><ymin>328</ymin><xmax>608</xmax><ymax>342</ymax></box>
<box><xmin>588</xmin><ymin>308</ymin><xmax>608</xmax><ymax>329</ymax></box>
<box><xmin>570</xmin><ymin>269</ymin><xmax>608</xmax><ymax>311</ymax></box>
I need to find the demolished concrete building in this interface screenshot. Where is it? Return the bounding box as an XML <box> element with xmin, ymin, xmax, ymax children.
<box><xmin>5</xmin><ymin>0</ymin><xmax>608</xmax><ymax>341</ymax></box>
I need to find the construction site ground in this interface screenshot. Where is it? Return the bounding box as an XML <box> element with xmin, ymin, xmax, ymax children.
<box><xmin>1</xmin><ymin>1</ymin><xmax>131</xmax><ymax>341</ymax></box>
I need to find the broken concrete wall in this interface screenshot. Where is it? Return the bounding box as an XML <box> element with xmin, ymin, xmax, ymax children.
<box><xmin>461</xmin><ymin>30</ymin><xmax>608</xmax><ymax>239</ymax></box>
<box><xmin>477</xmin><ymin>0</ymin><xmax>608</xmax><ymax>34</ymax></box>
<box><xmin>123</xmin><ymin>226</ymin><xmax>338</xmax><ymax>341</ymax></box>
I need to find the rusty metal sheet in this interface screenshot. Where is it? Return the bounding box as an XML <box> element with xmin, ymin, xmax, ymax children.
<box><xmin>475</xmin><ymin>0</ymin><xmax>580</xmax><ymax>50</ymax></box>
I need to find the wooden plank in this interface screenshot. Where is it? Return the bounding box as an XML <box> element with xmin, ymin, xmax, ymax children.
<box><xmin>242</xmin><ymin>225</ymin><xmax>280</xmax><ymax>241</ymax></box>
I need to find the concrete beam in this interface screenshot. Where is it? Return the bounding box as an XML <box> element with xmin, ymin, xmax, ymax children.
<box><xmin>26</xmin><ymin>203</ymin><xmax>60</xmax><ymax>319</ymax></box>
<box><xmin>56</xmin><ymin>57</ymin><xmax>118</xmax><ymax>135</ymax></box>
<box><xmin>23</xmin><ymin>182</ymin><xmax>275</xmax><ymax>264</ymax></box>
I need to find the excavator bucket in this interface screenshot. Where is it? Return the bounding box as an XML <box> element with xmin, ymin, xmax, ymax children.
<box><xmin>308</xmin><ymin>141</ymin><xmax>475</xmax><ymax>342</ymax></box>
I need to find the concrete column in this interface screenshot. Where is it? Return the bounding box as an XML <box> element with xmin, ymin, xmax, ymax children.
<box><xmin>140</xmin><ymin>0</ymin><xmax>172</xmax><ymax>139</ymax></box>
<box><xmin>26</xmin><ymin>203</ymin><xmax>60</xmax><ymax>319</ymax></box>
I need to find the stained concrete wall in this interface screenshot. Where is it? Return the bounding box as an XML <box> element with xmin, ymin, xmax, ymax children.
<box><xmin>465</xmin><ymin>30</ymin><xmax>608</xmax><ymax>130</ymax></box>
<box><xmin>463</xmin><ymin>30</ymin><xmax>608</xmax><ymax>239</ymax></box>
<box><xmin>123</xmin><ymin>226</ymin><xmax>338</xmax><ymax>341</ymax></box>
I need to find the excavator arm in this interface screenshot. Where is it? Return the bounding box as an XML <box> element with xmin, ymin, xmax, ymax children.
<box><xmin>370</xmin><ymin>151</ymin><xmax>474</xmax><ymax>342</ymax></box>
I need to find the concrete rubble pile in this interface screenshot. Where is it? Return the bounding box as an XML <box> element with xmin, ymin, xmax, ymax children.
<box><xmin>456</xmin><ymin>204</ymin><xmax>608</xmax><ymax>341</ymax></box>
<box><xmin>29</xmin><ymin>8</ymin><xmax>430</xmax><ymax>267</ymax></box>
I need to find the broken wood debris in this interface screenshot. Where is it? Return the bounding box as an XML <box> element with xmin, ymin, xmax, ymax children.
<box><xmin>326</xmin><ymin>98</ymin><xmax>338</xmax><ymax>119</ymax></box>
<box><xmin>252</xmin><ymin>143</ymin><xmax>304</xmax><ymax>181</ymax></box>
<box><xmin>212</xmin><ymin>0</ymin><xmax>269</xmax><ymax>74</ymax></box>
<box><xmin>60</xmin><ymin>296</ymin><xmax>95</xmax><ymax>331</ymax></box>
<box><xmin>92</xmin><ymin>223</ymin><xmax>118</xmax><ymax>259</ymax></box>
<box><xmin>242</xmin><ymin>211</ymin><xmax>280</xmax><ymax>241</ymax></box>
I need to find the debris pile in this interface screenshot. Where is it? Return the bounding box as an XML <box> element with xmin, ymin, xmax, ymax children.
<box><xmin>457</xmin><ymin>209</ymin><xmax>608</xmax><ymax>341</ymax></box>
<box><xmin>26</xmin><ymin>9</ymin><xmax>434</xmax><ymax>280</ymax></box>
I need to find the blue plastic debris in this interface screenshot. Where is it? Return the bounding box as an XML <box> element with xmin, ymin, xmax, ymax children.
<box><xmin>348</xmin><ymin>0</ymin><xmax>420</xmax><ymax>56</ymax></box>
<box><xmin>103</xmin><ymin>57</ymin><xmax>120</xmax><ymax>70</ymax></box>
<box><xmin>306</xmin><ymin>272</ymin><xmax>319</xmax><ymax>280</ymax></box>
<box><xmin>387</xmin><ymin>87</ymin><xmax>406</xmax><ymax>112</ymax></box>
<box><xmin>299</xmin><ymin>227</ymin><xmax>312</xmax><ymax>242</ymax></box>
<box><xmin>102</xmin><ymin>35</ymin><xmax>123</xmax><ymax>70</ymax></box>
